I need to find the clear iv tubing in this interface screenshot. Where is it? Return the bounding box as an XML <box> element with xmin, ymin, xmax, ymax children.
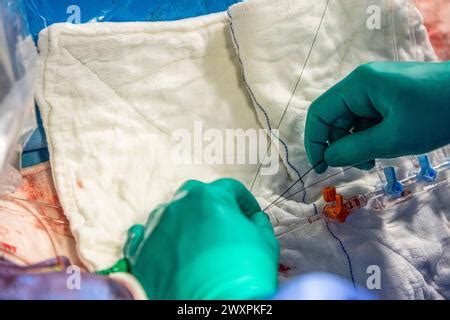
<box><xmin>0</xmin><ymin>194</ymin><xmax>65</xmax><ymax>269</ymax></box>
<box><xmin>274</xmin><ymin>190</ymin><xmax>372</xmax><ymax>238</ymax></box>
<box><xmin>366</xmin><ymin>159</ymin><xmax>450</xmax><ymax>210</ymax></box>
<box><xmin>273</xmin><ymin>1</ymin><xmax>438</xmax><ymax>237</ymax></box>
<box><xmin>0</xmin><ymin>247</ymin><xmax>32</xmax><ymax>265</ymax></box>
<box><xmin>273</xmin><ymin>158</ymin><xmax>450</xmax><ymax>237</ymax></box>
<box><xmin>273</xmin><ymin>212</ymin><xmax>324</xmax><ymax>240</ymax></box>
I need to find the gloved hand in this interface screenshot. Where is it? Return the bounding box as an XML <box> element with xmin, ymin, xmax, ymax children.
<box><xmin>305</xmin><ymin>61</ymin><xmax>450</xmax><ymax>173</ymax></box>
<box><xmin>123</xmin><ymin>178</ymin><xmax>279</xmax><ymax>300</ymax></box>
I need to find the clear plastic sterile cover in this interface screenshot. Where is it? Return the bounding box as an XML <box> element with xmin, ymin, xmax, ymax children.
<box><xmin>0</xmin><ymin>0</ymin><xmax>38</xmax><ymax>194</ymax></box>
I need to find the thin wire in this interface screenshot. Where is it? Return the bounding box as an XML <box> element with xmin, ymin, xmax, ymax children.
<box><xmin>263</xmin><ymin>161</ymin><xmax>324</xmax><ymax>211</ymax></box>
<box><xmin>0</xmin><ymin>203</ymin><xmax>66</xmax><ymax>224</ymax></box>
<box><xmin>274</xmin><ymin>0</ymin><xmax>331</xmax><ymax>131</ymax></box>
<box><xmin>249</xmin><ymin>143</ymin><xmax>271</xmax><ymax>191</ymax></box>
<box><xmin>13</xmin><ymin>199</ymin><xmax>65</xmax><ymax>270</ymax></box>
<box><xmin>265</xmin><ymin>166</ymin><xmax>355</xmax><ymax>211</ymax></box>
<box><xmin>0</xmin><ymin>195</ymin><xmax>65</xmax><ymax>270</ymax></box>
<box><xmin>0</xmin><ymin>248</ymin><xmax>32</xmax><ymax>266</ymax></box>
<box><xmin>249</xmin><ymin>0</ymin><xmax>331</xmax><ymax>191</ymax></box>
<box><xmin>0</xmin><ymin>194</ymin><xmax>62</xmax><ymax>209</ymax></box>
<box><xmin>267</xmin><ymin>166</ymin><xmax>354</xmax><ymax>210</ymax></box>
<box><xmin>276</xmin><ymin>222</ymin><xmax>309</xmax><ymax>240</ymax></box>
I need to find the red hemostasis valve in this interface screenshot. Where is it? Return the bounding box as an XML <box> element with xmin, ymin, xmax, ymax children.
<box><xmin>322</xmin><ymin>186</ymin><xmax>351</xmax><ymax>223</ymax></box>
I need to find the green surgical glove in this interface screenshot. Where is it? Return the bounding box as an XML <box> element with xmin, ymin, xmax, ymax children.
<box><xmin>123</xmin><ymin>178</ymin><xmax>279</xmax><ymax>300</ymax></box>
<box><xmin>305</xmin><ymin>61</ymin><xmax>450</xmax><ymax>173</ymax></box>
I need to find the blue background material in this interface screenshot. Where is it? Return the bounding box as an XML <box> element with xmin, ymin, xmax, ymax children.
<box><xmin>22</xmin><ymin>0</ymin><xmax>241</xmax><ymax>167</ymax></box>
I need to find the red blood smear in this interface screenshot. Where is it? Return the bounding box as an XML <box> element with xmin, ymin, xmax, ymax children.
<box><xmin>0</xmin><ymin>242</ymin><xmax>17</xmax><ymax>254</ymax></box>
<box><xmin>278</xmin><ymin>264</ymin><xmax>291</xmax><ymax>273</ymax></box>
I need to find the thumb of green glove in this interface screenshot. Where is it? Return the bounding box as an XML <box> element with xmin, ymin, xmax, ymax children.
<box><xmin>305</xmin><ymin>61</ymin><xmax>450</xmax><ymax>173</ymax></box>
<box><xmin>123</xmin><ymin>178</ymin><xmax>279</xmax><ymax>300</ymax></box>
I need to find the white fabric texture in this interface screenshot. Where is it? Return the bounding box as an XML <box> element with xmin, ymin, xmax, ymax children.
<box><xmin>229</xmin><ymin>0</ymin><xmax>449</xmax><ymax>299</ymax></box>
<box><xmin>36</xmin><ymin>13</ymin><xmax>262</xmax><ymax>270</ymax></box>
<box><xmin>35</xmin><ymin>0</ymin><xmax>450</xmax><ymax>299</ymax></box>
<box><xmin>229</xmin><ymin>0</ymin><xmax>438</xmax><ymax>202</ymax></box>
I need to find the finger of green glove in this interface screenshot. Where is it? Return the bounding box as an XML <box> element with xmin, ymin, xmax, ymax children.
<box><xmin>123</xmin><ymin>224</ymin><xmax>145</xmax><ymax>259</ymax></box>
<box><xmin>329</xmin><ymin>127</ymin><xmax>350</xmax><ymax>145</ymax></box>
<box><xmin>354</xmin><ymin>160</ymin><xmax>376</xmax><ymax>171</ymax></box>
<box><xmin>350</xmin><ymin>118</ymin><xmax>381</xmax><ymax>172</ymax></box>
<box><xmin>249</xmin><ymin>211</ymin><xmax>273</xmax><ymax>232</ymax></box>
<box><xmin>305</xmin><ymin>64</ymin><xmax>389</xmax><ymax>173</ymax></box>
<box><xmin>249</xmin><ymin>211</ymin><xmax>279</xmax><ymax>251</ymax></box>
<box><xmin>305</xmin><ymin>85</ymin><xmax>359</xmax><ymax>173</ymax></box>
<box><xmin>324</xmin><ymin>122</ymin><xmax>390</xmax><ymax>167</ymax></box>
<box><xmin>176</xmin><ymin>179</ymin><xmax>205</xmax><ymax>194</ymax></box>
<box><xmin>305</xmin><ymin>104</ymin><xmax>335</xmax><ymax>174</ymax></box>
<box><xmin>211</xmin><ymin>178</ymin><xmax>261</xmax><ymax>217</ymax></box>
<box><xmin>330</xmin><ymin>115</ymin><xmax>354</xmax><ymax>138</ymax></box>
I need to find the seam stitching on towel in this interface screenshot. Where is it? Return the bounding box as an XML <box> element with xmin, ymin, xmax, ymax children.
<box><xmin>322</xmin><ymin>206</ymin><xmax>355</xmax><ymax>288</ymax></box>
<box><xmin>228</xmin><ymin>0</ymin><xmax>331</xmax><ymax>203</ymax></box>
<box><xmin>227</xmin><ymin>11</ymin><xmax>304</xmax><ymax>200</ymax></box>
<box><xmin>229</xmin><ymin>1</ymin><xmax>356</xmax><ymax>288</ymax></box>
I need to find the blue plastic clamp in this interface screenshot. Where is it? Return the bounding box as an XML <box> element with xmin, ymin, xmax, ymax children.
<box><xmin>417</xmin><ymin>154</ymin><xmax>437</xmax><ymax>182</ymax></box>
<box><xmin>384</xmin><ymin>167</ymin><xmax>404</xmax><ymax>197</ymax></box>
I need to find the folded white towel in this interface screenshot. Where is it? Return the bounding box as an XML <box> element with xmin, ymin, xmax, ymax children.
<box><xmin>36</xmin><ymin>13</ymin><xmax>266</xmax><ymax>270</ymax></box>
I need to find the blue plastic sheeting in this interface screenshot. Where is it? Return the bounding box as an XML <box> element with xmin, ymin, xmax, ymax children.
<box><xmin>26</xmin><ymin>0</ymin><xmax>240</xmax><ymax>41</ymax></box>
<box><xmin>22</xmin><ymin>0</ymin><xmax>241</xmax><ymax>167</ymax></box>
<box><xmin>22</xmin><ymin>106</ymin><xmax>49</xmax><ymax>167</ymax></box>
